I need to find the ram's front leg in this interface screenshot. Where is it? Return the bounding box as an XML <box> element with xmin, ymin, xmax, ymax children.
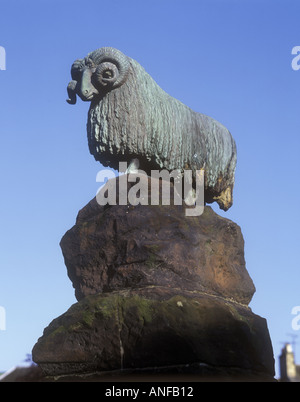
<box><xmin>125</xmin><ymin>158</ymin><xmax>140</xmax><ymax>174</ymax></box>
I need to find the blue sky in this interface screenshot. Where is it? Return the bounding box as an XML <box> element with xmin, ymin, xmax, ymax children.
<box><xmin>0</xmin><ymin>0</ymin><xmax>300</xmax><ymax>378</ymax></box>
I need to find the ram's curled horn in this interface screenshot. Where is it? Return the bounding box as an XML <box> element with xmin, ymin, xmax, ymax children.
<box><xmin>88</xmin><ymin>47</ymin><xmax>130</xmax><ymax>89</ymax></box>
<box><xmin>66</xmin><ymin>80</ymin><xmax>78</xmax><ymax>104</ymax></box>
<box><xmin>70</xmin><ymin>58</ymin><xmax>85</xmax><ymax>80</ymax></box>
<box><xmin>66</xmin><ymin>59</ymin><xmax>85</xmax><ymax>104</ymax></box>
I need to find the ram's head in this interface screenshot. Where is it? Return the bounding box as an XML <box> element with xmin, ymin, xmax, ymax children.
<box><xmin>66</xmin><ymin>47</ymin><xmax>130</xmax><ymax>105</ymax></box>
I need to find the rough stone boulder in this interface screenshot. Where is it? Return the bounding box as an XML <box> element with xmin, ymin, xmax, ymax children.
<box><xmin>32</xmin><ymin>287</ymin><xmax>274</xmax><ymax>380</ymax></box>
<box><xmin>32</xmin><ymin>176</ymin><xmax>275</xmax><ymax>380</ymax></box>
<box><xmin>60</xmin><ymin>176</ymin><xmax>255</xmax><ymax>304</ymax></box>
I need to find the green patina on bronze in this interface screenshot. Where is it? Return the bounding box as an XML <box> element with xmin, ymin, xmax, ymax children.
<box><xmin>67</xmin><ymin>47</ymin><xmax>237</xmax><ymax>211</ymax></box>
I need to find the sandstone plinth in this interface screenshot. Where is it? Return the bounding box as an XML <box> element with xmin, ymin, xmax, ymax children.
<box><xmin>33</xmin><ymin>287</ymin><xmax>274</xmax><ymax>380</ymax></box>
<box><xmin>60</xmin><ymin>176</ymin><xmax>255</xmax><ymax>304</ymax></box>
<box><xmin>32</xmin><ymin>177</ymin><xmax>275</xmax><ymax>381</ymax></box>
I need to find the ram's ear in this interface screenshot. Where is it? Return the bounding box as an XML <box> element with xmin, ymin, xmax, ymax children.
<box><xmin>66</xmin><ymin>80</ymin><xmax>78</xmax><ymax>104</ymax></box>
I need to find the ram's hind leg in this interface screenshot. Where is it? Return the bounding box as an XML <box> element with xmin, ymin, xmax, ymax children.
<box><xmin>125</xmin><ymin>158</ymin><xmax>140</xmax><ymax>174</ymax></box>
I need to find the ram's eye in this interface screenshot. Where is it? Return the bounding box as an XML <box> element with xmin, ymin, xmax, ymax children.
<box><xmin>71</xmin><ymin>69</ymin><xmax>82</xmax><ymax>82</ymax></box>
<box><xmin>104</xmin><ymin>71</ymin><xmax>112</xmax><ymax>79</ymax></box>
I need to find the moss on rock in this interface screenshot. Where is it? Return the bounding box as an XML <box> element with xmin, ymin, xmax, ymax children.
<box><xmin>32</xmin><ymin>287</ymin><xmax>274</xmax><ymax>379</ymax></box>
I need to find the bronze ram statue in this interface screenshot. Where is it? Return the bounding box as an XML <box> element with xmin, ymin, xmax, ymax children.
<box><xmin>67</xmin><ymin>47</ymin><xmax>237</xmax><ymax>210</ymax></box>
